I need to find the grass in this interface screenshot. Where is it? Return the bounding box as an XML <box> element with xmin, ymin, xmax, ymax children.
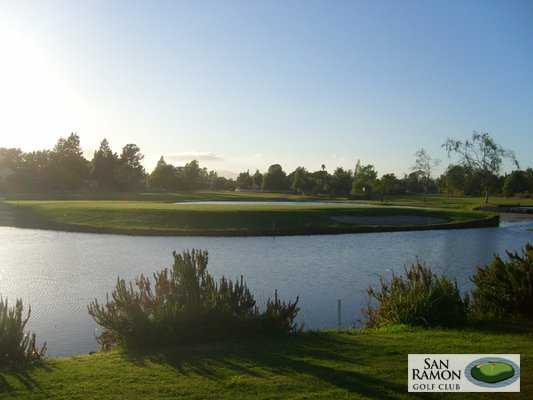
<box><xmin>1</xmin><ymin>190</ymin><xmax>334</xmax><ymax>203</ymax></box>
<box><xmin>0</xmin><ymin>325</ymin><xmax>531</xmax><ymax>399</ymax></box>
<box><xmin>370</xmin><ymin>194</ymin><xmax>533</xmax><ymax>211</ymax></box>
<box><xmin>0</xmin><ymin>198</ymin><xmax>495</xmax><ymax>236</ymax></box>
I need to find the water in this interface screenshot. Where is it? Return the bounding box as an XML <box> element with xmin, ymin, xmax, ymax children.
<box><xmin>0</xmin><ymin>217</ymin><xmax>532</xmax><ymax>357</ymax></box>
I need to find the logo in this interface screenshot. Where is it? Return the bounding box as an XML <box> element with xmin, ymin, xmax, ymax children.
<box><xmin>465</xmin><ymin>357</ymin><xmax>520</xmax><ymax>388</ymax></box>
<box><xmin>408</xmin><ymin>354</ymin><xmax>520</xmax><ymax>392</ymax></box>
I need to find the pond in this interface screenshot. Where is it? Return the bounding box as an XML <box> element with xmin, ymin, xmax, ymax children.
<box><xmin>0</xmin><ymin>217</ymin><xmax>532</xmax><ymax>357</ymax></box>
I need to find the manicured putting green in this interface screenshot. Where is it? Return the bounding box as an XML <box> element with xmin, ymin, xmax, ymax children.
<box><xmin>471</xmin><ymin>361</ymin><xmax>515</xmax><ymax>384</ymax></box>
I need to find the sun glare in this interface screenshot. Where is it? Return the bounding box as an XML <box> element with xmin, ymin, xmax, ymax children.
<box><xmin>0</xmin><ymin>25</ymin><xmax>85</xmax><ymax>149</ymax></box>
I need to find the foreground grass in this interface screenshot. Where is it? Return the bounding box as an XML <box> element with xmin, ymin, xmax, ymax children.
<box><xmin>1</xmin><ymin>325</ymin><xmax>531</xmax><ymax>399</ymax></box>
<box><xmin>0</xmin><ymin>199</ymin><xmax>494</xmax><ymax>236</ymax></box>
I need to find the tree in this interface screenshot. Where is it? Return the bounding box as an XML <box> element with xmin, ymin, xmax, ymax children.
<box><xmin>503</xmin><ymin>170</ymin><xmax>529</xmax><ymax>196</ymax></box>
<box><xmin>411</xmin><ymin>148</ymin><xmax>439</xmax><ymax>198</ymax></box>
<box><xmin>251</xmin><ymin>170</ymin><xmax>263</xmax><ymax>190</ymax></box>
<box><xmin>0</xmin><ymin>148</ymin><xmax>23</xmax><ymax>192</ymax></box>
<box><xmin>444</xmin><ymin>131</ymin><xmax>518</xmax><ymax>203</ymax></box>
<box><xmin>91</xmin><ymin>139</ymin><xmax>118</xmax><ymax>191</ymax></box>
<box><xmin>262</xmin><ymin>164</ymin><xmax>288</xmax><ymax>191</ymax></box>
<box><xmin>49</xmin><ymin>133</ymin><xmax>89</xmax><ymax>191</ymax></box>
<box><xmin>331</xmin><ymin>167</ymin><xmax>352</xmax><ymax>195</ymax></box>
<box><xmin>182</xmin><ymin>160</ymin><xmax>202</xmax><ymax>190</ymax></box>
<box><xmin>351</xmin><ymin>161</ymin><xmax>377</xmax><ymax>197</ymax></box>
<box><xmin>207</xmin><ymin>170</ymin><xmax>219</xmax><ymax>190</ymax></box>
<box><xmin>310</xmin><ymin>165</ymin><xmax>329</xmax><ymax>194</ymax></box>
<box><xmin>115</xmin><ymin>144</ymin><xmax>146</xmax><ymax>191</ymax></box>
<box><xmin>526</xmin><ymin>168</ymin><xmax>533</xmax><ymax>193</ymax></box>
<box><xmin>0</xmin><ymin>148</ymin><xmax>23</xmax><ymax>170</ymax></box>
<box><xmin>236</xmin><ymin>171</ymin><xmax>253</xmax><ymax>190</ymax></box>
<box><xmin>290</xmin><ymin>167</ymin><xmax>312</xmax><ymax>194</ymax></box>
<box><xmin>148</xmin><ymin>157</ymin><xmax>176</xmax><ymax>191</ymax></box>
<box><xmin>443</xmin><ymin>164</ymin><xmax>466</xmax><ymax>195</ymax></box>
<box><xmin>4</xmin><ymin>149</ymin><xmax>51</xmax><ymax>192</ymax></box>
<box><xmin>377</xmin><ymin>173</ymin><xmax>400</xmax><ymax>201</ymax></box>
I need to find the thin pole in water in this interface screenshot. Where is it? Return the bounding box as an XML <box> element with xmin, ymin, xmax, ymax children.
<box><xmin>337</xmin><ymin>299</ymin><xmax>342</xmax><ymax>331</ymax></box>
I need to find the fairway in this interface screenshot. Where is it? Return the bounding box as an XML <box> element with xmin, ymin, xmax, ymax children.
<box><xmin>0</xmin><ymin>197</ymin><xmax>497</xmax><ymax>236</ymax></box>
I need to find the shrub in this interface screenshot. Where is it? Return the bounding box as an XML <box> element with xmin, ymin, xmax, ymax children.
<box><xmin>88</xmin><ymin>249</ymin><xmax>300</xmax><ymax>349</ymax></box>
<box><xmin>364</xmin><ymin>262</ymin><xmax>468</xmax><ymax>328</ymax></box>
<box><xmin>470</xmin><ymin>243</ymin><xmax>533</xmax><ymax>320</ymax></box>
<box><xmin>0</xmin><ymin>297</ymin><xmax>46</xmax><ymax>367</ymax></box>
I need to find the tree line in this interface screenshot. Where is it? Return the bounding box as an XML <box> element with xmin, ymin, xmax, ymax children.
<box><xmin>0</xmin><ymin>131</ymin><xmax>532</xmax><ymax>198</ymax></box>
<box><xmin>0</xmin><ymin>133</ymin><xmax>233</xmax><ymax>193</ymax></box>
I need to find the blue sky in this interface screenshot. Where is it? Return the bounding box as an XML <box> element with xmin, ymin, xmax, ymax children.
<box><xmin>1</xmin><ymin>0</ymin><xmax>532</xmax><ymax>176</ymax></box>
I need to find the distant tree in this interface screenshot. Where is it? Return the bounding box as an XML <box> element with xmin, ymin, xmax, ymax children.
<box><xmin>148</xmin><ymin>156</ymin><xmax>176</xmax><ymax>191</ymax></box>
<box><xmin>402</xmin><ymin>171</ymin><xmax>425</xmax><ymax>194</ymax></box>
<box><xmin>526</xmin><ymin>168</ymin><xmax>533</xmax><ymax>193</ymax></box>
<box><xmin>310</xmin><ymin>165</ymin><xmax>330</xmax><ymax>194</ymax></box>
<box><xmin>262</xmin><ymin>164</ymin><xmax>288</xmax><ymax>191</ymax></box>
<box><xmin>444</xmin><ymin>131</ymin><xmax>518</xmax><ymax>203</ymax></box>
<box><xmin>351</xmin><ymin>161</ymin><xmax>377</xmax><ymax>197</ymax></box>
<box><xmin>213</xmin><ymin>176</ymin><xmax>235</xmax><ymax>191</ymax></box>
<box><xmin>91</xmin><ymin>139</ymin><xmax>118</xmax><ymax>191</ymax></box>
<box><xmin>49</xmin><ymin>133</ymin><xmax>89</xmax><ymax>191</ymax></box>
<box><xmin>331</xmin><ymin>167</ymin><xmax>352</xmax><ymax>195</ymax></box>
<box><xmin>182</xmin><ymin>160</ymin><xmax>202</xmax><ymax>190</ymax></box>
<box><xmin>207</xmin><ymin>170</ymin><xmax>219</xmax><ymax>190</ymax></box>
<box><xmin>0</xmin><ymin>148</ymin><xmax>23</xmax><ymax>191</ymax></box>
<box><xmin>115</xmin><ymin>144</ymin><xmax>146</xmax><ymax>191</ymax></box>
<box><xmin>377</xmin><ymin>173</ymin><xmax>400</xmax><ymax>201</ymax></box>
<box><xmin>443</xmin><ymin>164</ymin><xmax>466</xmax><ymax>195</ymax></box>
<box><xmin>251</xmin><ymin>170</ymin><xmax>263</xmax><ymax>190</ymax></box>
<box><xmin>236</xmin><ymin>171</ymin><xmax>253</xmax><ymax>190</ymax></box>
<box><xmin>0</xmin><ymin>148</ymin><xmax>23</xmax><ymax>170</ymax></box>
<box><xmin>4</xmin><ymin>149</ymin><xmax>51</xmax><ymax>192</ymax></box>
<box><xmin>290</xmin><ymin>167</ymin><xmax>313</xmax><ymax>194</ymax></box>
<box><xmin>503</xmin><ymin>170</ymin><xmax>529</xmax><ymax>196</ymax></box>
<box><xmin>411</xmin><ymin>148</ymin><xmax>439</xmax><ymax>198</ymax></box>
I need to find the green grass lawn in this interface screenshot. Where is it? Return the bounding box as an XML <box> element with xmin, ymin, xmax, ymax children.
<box><xmin>371</xmin><ymin>194</ymin><xmax>533</xmax><ymax>211</ymax></box>
<box><xmin>1</xmin><ymin>190</ymin><xmax>335</xmax><ymax>203</ymax></box>
<box><xmin>0</xmin><ymin>198</ymin><xmax>494</xmax><ymax>236</ymax></box>
<box><xmin>1</xmin><ymin>325</ymin><xmax>531</xmax><ymax>399</ymax></box>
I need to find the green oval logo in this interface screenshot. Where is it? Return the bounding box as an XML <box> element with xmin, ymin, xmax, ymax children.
<box><xmin>470</xmin><ymin>361</ymin><xmax>515</xmax><ymax>384</ymax></box>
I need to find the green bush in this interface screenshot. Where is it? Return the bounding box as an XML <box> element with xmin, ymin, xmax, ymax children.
<box><xmin>88</xmin><ymin>249</ymin><xmax>300</xmax><ymax>349</ymax></box>
<box><xmin>471</xmin><ymin>243</ymin><xmax>533</xmax><ymax>320</ymax></box>
<box><xmin>0</xmin><ymin>297</ymin><xmax>46</xmax><ymax>367</ymax></box>
<box><xmin>364</xmin><ymin>262</ymin><xmax>468</xmax><ymax>328</ymax></box>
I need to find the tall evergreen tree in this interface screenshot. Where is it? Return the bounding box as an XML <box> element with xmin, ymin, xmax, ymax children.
<box><xmin>91</xmin><ymin>139</ymin><xmax>118</xmax><ymax>191</ymax></box>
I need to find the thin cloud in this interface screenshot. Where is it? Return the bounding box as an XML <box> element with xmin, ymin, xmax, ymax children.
<box><xmin>166</xmin><ymin>152</ymin><xmax>223</xmax><ymax>162</ymax></box>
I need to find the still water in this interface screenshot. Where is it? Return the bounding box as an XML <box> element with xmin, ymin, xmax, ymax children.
<box><xmin>1</xmin><ymin>217</ymin><xmax>532</xmax><ymax>357</ymax></box>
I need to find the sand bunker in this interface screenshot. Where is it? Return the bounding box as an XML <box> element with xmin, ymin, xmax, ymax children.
<box><xmin>331</xmin><ymin>215</ymin><xmax>447</xmax><ymax>226</ymax></box>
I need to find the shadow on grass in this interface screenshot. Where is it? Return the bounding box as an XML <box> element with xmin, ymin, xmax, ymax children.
<box><xmin>121</xmin><ymin>332</ymin><xmax>433</xmax><ymax>400</ymax></box>
<box><xmin>465</xmin><ymin>319</ymin><xmax>533</xmax><ymax>335</ymax></box>
<box><xmin>0</xmin><ymin>362</ymin><xmax>53</xmax><ymax>394</ymax></box>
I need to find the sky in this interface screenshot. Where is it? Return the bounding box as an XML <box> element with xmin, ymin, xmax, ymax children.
<box><xmin>0</xmin><ymin>0</ymin><xmax>532</xmax><ymax>177</ymax></box>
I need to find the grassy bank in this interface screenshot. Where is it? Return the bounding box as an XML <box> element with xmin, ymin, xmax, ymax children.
<box><xmin>1</xmin><ymin>190</ymin><xmax>335</xmax><ymax>203</ymax></box>
<box><xmin>1</xmin><ymin>325</ymin><xmax>531</xmax><ymax>399</ymax></box>
<box><xmin>0</xmin><ymin>199</ymin><xmax>495</xmax><ymax>236</ymax></box>
<box><xmin>3</xmin><ymin>191</ymin><xmax>533</xmax><ymax>209</ymax></box>
<box><xmin>369</xmin><ymin>194</ymin><xmax>533</xmax><ymax>211</ymax></box>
